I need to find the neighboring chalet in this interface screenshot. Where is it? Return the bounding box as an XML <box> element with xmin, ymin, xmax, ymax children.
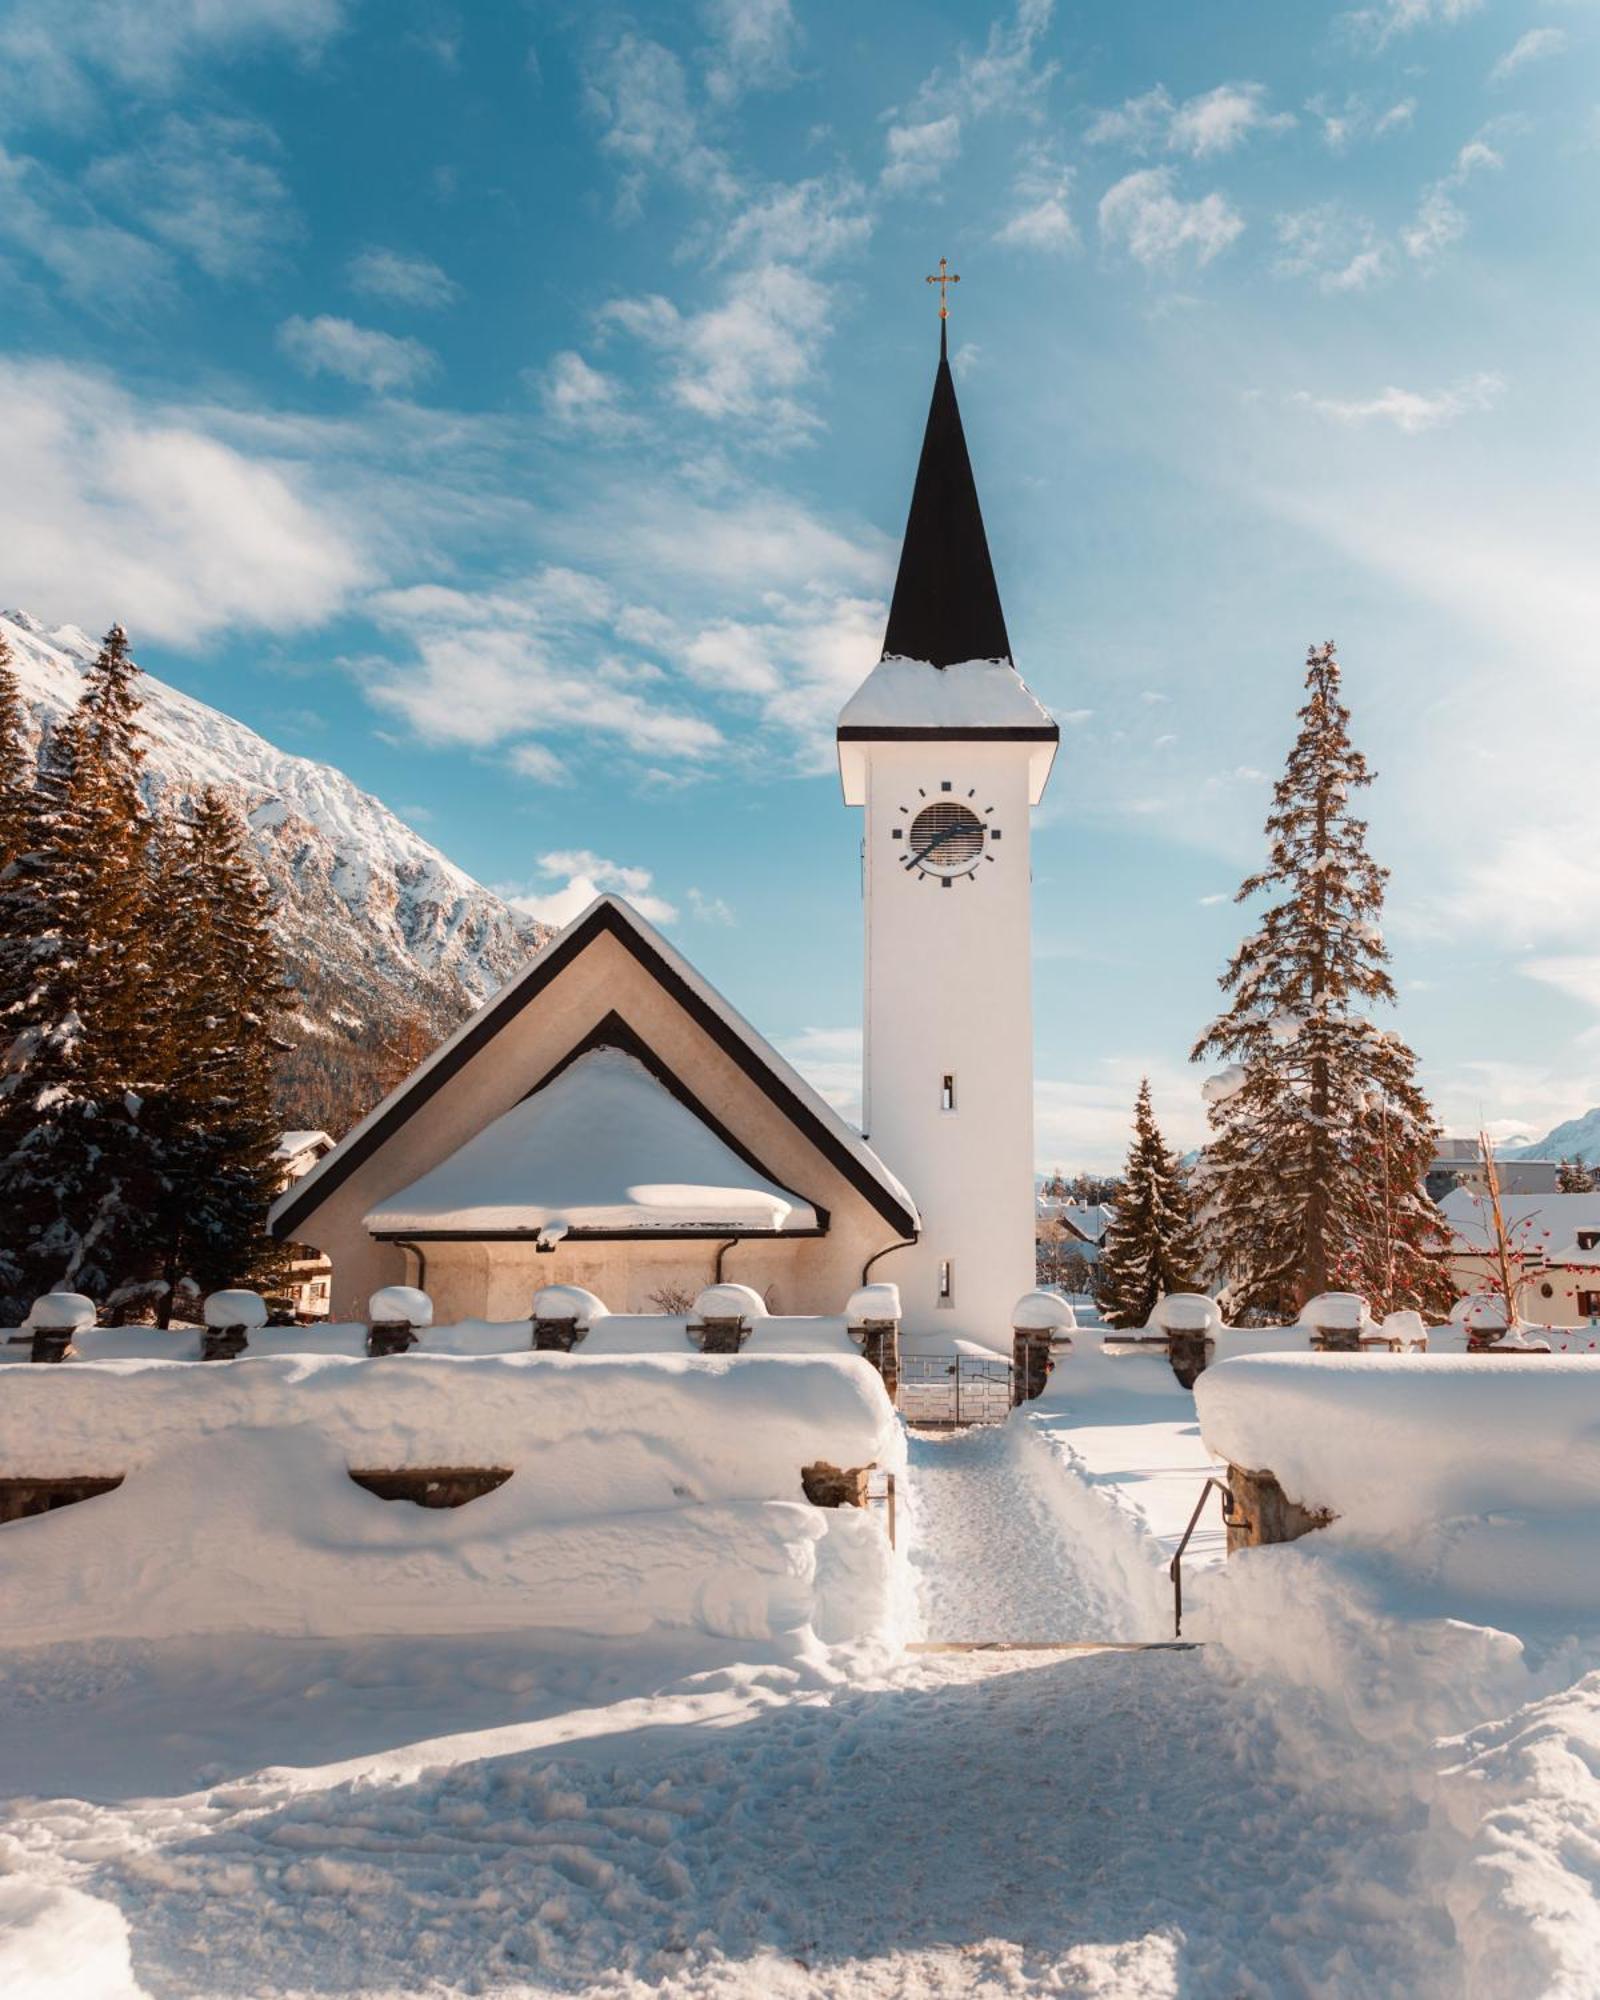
<box><xmin>274</xmin><ymin>1130</ymin><xmax>334</xmax><ymax>1321</ymax></box>
<box><xmin>1427</xmin><ymin>1137</ymin><xmax>1562</xmax><ymax>1203</ymax></box>
<box><xmin>1438</xmin><ymin>1185</ymin><xmax>1600</xmax><ymax>1327</ymax></box>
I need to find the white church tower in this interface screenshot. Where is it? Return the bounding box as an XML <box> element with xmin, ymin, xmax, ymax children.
<box><xmin>837</xmin><ymin>312</ymin><xmax>1058</xmax><ymax>1351</ymax></box>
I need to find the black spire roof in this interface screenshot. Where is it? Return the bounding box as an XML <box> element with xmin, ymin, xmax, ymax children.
<box><xmin>880</xmin><ymin>321</ymin><xmax>1012</xmax><ymax>670</ymax></box>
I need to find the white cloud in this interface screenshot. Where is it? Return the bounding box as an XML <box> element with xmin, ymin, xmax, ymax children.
<box><xmin>1340</xmin><ymin>0</ymin><xmax>1482</xmax><ymax>53</ymax></box>
<box><xmin>1088</xmin><ymin>81</ymin><xmax>1291</xmax><ymax>158</ymax></box>
<box><xmin>363</xmin><ymin>576</ymin><xmax>724</xmax><ymax>764</ymax></box>
<box><xmin>278</xmin><ymin>315</ymin><xmax>438</xmax><ymax>394</ymax></box>
<box><xmin>601</xmin><ymin>263</ymin><xmax>830</xmax><ymax>437</ymax></box>
<box><xmin>881</xmin><ymin>114</ymin><xmax>962</xmax><ymax>194</ymax></box>
<box><xmin>509</xmin><ymin>851</ymin><xmax>677</xmax><ymax>929</ymax></box>
<box><xmin>779</xmin><ymin>1025</ymin><xmax>862</xmax><ymax>1121</ymax></box>
<box><xmin>1036</xmin><ymin>1062</ymin><xmax>1207</xmax><ymax>1173</ymax></box>
<box><xmin>506</xmin><ymin>740</ymin><xmax>570</xmax><ymax>785</ymax></box>
<box><xmin>1167</xmin><ymin>83</ymin><xmax>1294</xmax><ymax>158</ymax></box>
<box><xmin>710</xmin><ymin>175</ymin><xmax>871</xmax><ymax>267</ymax></box>
<box><xmin>0</xmin><ymin>0</ymin><xmax>345</xmax><ymax>127</ymax></box>
<box><xmin>880</xmin><ymin>0</ymin><xmax>1056</xmax><ymax>194</ymax></box>
<box><xmin>1098</xmin><ymin>168</ymin><xmax>1244</xmax><ymax>268</ymax></box>
<box><xmin>1306</xmin><ymin>92</ymin><xmax>1416</xmax><ymax>150</ymax></box>
<box><xmin>347</xmin><ymin>246</ymin><xmax>458</xmax><ymax>309</ymax></box>
<box><xmin>701</xmin><ymin>0</ymin><xmax>798</xmax><ymax>104</ymax></box>
<box><xmin>86</xmin><ymin>113</ymin><xmax>297</xmax><ymax>281</ymax></box>
<box><xmin>1375</xmin><ymin>98</ymin><xmax>1417</xmax><ymax>135</ymax></box>
<box><xmin>539</xmin><ymin>351</ymin><xmax>635</xmax><ymax>438</ymax></box>
<box><xmin>0</xmin><ymin>356</ymin><xmax>367</xmax><ymax>646</ymax></box>
<box><xmin>0</xmin><ymin>143</ymin><xmax>172</xmax><ymax>307</ymax></box>
<box><xmin>687</xmin><ymin>885</ymin><xmax>735</xmax><ymax>924</ymax></box>
<box><xmin>1292</xmin><ymin>371</ymin><xmax>1503</xmax><ymax>433</ymax></box>
<box><xmin>1488</xmin><ymin>28</ymin><xmax>1566</xmax><ymax>85</ymax></box>
<box><xmin>997</xmin><ymin>149</ymin><xmax>1076</xmax><ymax>251</ymax></box>
<box><xmin>1403</xmin><ymin>133</ymin><xmax>1503</xmax><ymax>264</ymax></box>
<box><xmin>585</xmin><ymin>31</ymin><xmax>738</xmax><ymax>215</ymax></box>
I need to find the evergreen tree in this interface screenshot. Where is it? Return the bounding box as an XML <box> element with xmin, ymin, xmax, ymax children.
<box><xmin>147</xmin><ymin>788</ymin><xmax>292</xmax><ymax>1316</ymax></box>
<box><xmin>1192</xmin><ymin>641</ymin><xmax>1443</xmax><ymax>1322</ymax></box>
<box><xmin>1557</xmin><ymin>1158</ymin><xmax>1596</xmax><ymax>1194</ymax></box>
<box><xmin>0</xmin><ymin>626</ymin><xmax>163</xmax><ymax>1314</ymax></box>
<box><xmin>0</xmin><ymin>630</ymin><xmax>28</xmax><ymax>878</ymax></box>
<box><xmin>1097</xmin><ymin>1078</ymin><xmax>1202</xmax><ymax>1328</ymax></box>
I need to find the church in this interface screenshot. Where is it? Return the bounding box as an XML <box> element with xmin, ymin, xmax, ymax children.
<box><xmin>271</xmin><ymin>310</ymin><xmax>1059</xmax><ymax>1353</ymax></box>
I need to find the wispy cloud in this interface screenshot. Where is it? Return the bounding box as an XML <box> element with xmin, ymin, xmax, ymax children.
<box><xmin>1402</xmin><ymin>134</ymin><xmax>1502</xmax><ymax>265</ymax></box>
<box><xmin>1276</xmin><ymin>203</ymin><xmax>1393</xmax><ymax>292</ymax></box>
<box><xmin>880</xmin><ymin>0</ymin><xmax>1056</xmax><ymax>194</ymax></box>
<box><xmin>1292</xmin><ymin>372</ymin><xmax>1503</xmax><ymax>433</ymax></box>
<box><xmin>0</xmin><ymin>355</ymin><xmax>367</xmax><ymax>645</ymax></box>
<box><xmin>1098</xmin><ymin>168</ymin><xmax>1244</xmax><ymax>268</ymax></box>
<box><xmin>1340</xmin><ymin>0</ymin><xmax>1482</xmax><ymax>54</ymax></box>
<box><xmin>538</xmin><ymin>351</ymin><xmax>636</xmax><ymax>439</ymax></box>
<box><xmin>86</xmin><ymin>112</ymin><xmax>297</xmax><ymax>281</ymax></box>
<box><xmin>585</xmin><ymin>29</ymin><xmax>739</xmax><ymax>217</ymax></box>
<box><xmin>1088</xmin><ymin>81</ymin><xmax>1292</xmax><ymax>158</ymax></box>
<box><xmin>701</xmin><ymin>0</ymin><xmax>799</xmax><ymax>104</ymax></box>
<box><xmin>507</xmin><ymin>851</ymin><xmax>678</xmax><ymax>928</ymax></box>
<box><xmin>600</xmin><ymin>263</ymin><xmax>830</xmax><ymax>439</ymax></box>
<box><xmin>1488</xmin><ymin>29</ymin><xmax>1566</xmax><ymax>86</ymax></box>
<box><xmin>997</xmin><ymin>147</ymin><xmax>1076</xmax><ymax>251</ymax></box>
<box><xmin>278</xmin><ymin>315</ymin><xmax>438</xmax><ymax>394</ymax></box>
<box><xmin>0</xmin><ymin>0</ymin><xmax>346</xmax><ymax>128</ymax></box>
<box><xmin>347</xmin><ymin>246</ymin><xmax>459</xmax><ymax>309</ymax></box>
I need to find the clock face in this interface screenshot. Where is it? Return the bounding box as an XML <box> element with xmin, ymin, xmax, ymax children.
<box><xmin>898</xmin><ymin>790</ymin><xmax>999</xmax><ymax>881</ymax></box>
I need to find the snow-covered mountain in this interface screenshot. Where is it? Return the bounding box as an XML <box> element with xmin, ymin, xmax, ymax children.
<box><xmin>1</xmin><ymin>611</ymin><xmax>551</xmax><ymax>1134</ymax></box>
<box><xmin>1509</xmin><ymin>1109</ymin><xmax>1600</xmax><ymax>1166</ymax></box>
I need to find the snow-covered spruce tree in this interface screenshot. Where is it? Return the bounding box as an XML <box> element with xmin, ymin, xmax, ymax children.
<box><xmin>0</xmin><ymin>630</ymin><xmax>28</xmax><ymax>878</ymax></box>
<box><xmin>1558</xmin><ymin>1157</ymin><xmax>1597</xmax><ymax>1194</ymax></box>
<box><xmin>0</xmin><ymin>626</ymin><xmax>165</xmax><ymax>1313</ymax></box>
<box><xmin>1191</xmin><ymin>641</ymin><xmax>1444</xmax><ymax>1323</ymax></box>
<box><xmin>147</xmin><ymin>787</ymin><xmax>293</xmax><ymax>1318</ymax></box>
<box><xmin>1096</xmin><ymin>1077</ymin><xmax>1202</xmax><ymax>1329</ymax></box>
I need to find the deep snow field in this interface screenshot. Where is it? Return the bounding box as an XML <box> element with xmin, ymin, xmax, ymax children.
<box><xmin>3</xmin><ymin>1351</ymin><xmax>1600</xmax><ymax>1998</ymax></box>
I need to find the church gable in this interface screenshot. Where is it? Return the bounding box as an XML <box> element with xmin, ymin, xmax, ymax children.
<box><xmin>364</xmin><ymin>1034</ymin><xmax>824</xmax><ymax>1242</ymax></box>
<box><xmin>271</xmin><ymin>895</ymin><xmax>918</xmax><ymax>1254</ymax></box>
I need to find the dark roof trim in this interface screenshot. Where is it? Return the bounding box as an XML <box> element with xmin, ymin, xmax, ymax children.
<box><xmin>371</xmin><ymin>1226</ymin><xmax>829</xmax><ymax>1244</ymax></box>
<box><xmin>836</xmin><ymin>724</ymin><xmax>1060</xmax><ymax>743</ymax></box>
<box><xmin>273</xmin><ymin>899</ymin><xmax>916</xmax><ymax>1240</ymax></box>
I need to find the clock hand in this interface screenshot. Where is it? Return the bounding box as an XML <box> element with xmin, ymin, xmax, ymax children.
<box><xmin>907</xmin><ymin>824</ymin><xmax>964</xmax><ymax>868</ymax></box>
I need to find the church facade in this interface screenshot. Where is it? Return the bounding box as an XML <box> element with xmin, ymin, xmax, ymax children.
<box><xmin>272</xmin><ymin>321</ymin><xmax>1058</xmax><ymax>1351</ymax></box>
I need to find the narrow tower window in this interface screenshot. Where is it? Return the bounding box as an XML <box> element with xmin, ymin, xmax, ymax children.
<box><xmin>940</xmin><ymin>1073</ymin><xmax>956</xmax><ymax>1112</ymax></box>
<box><xmin>937</xmin><ymin>1259</ymin><xmax>954</xmax><ymax>1308</ymax></box>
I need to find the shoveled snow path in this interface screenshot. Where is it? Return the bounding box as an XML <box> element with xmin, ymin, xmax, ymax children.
<box><xmin>0</xmin><ymin>1635</ymin><xmax>1453</xmax><ymax>1998</ymax></box>
<box><xmin>907</xmin><ymin>1423</ymin><xmax>1132</xmax><ymax>1642</ymax></box>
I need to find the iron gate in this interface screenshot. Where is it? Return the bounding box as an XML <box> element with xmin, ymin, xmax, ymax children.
<box><xmin>899</xmin><ymin>1351</ymin><xmax>1014</xmax><ymax>1426</ymax></box>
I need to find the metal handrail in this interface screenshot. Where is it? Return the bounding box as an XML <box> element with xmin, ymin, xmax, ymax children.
<box><xmin>1169</xmin><ymin>1476</ymin><xmax>1233</xmax><ymax>1639</ymax></box>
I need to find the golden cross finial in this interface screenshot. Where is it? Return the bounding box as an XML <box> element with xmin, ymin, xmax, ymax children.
<box><xmin>925</xmin><ymin>255</ymin><xmax>960</xmax><ymax>319</ymax></box>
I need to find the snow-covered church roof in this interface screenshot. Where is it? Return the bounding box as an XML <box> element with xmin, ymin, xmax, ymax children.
<box><xmin>365</xmin><ymin>1045</ymin><xmax>819</xmax><ymax>1239</ymax></box>
<box><xmin>272</xmin><ymin>895</ymin><xmax>919</xmax><ymax>1245</ymax></box>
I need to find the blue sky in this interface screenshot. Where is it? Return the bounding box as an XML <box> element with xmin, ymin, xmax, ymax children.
<box><xmin>2</xmin><ymin>0</ymin><xmax>1597</xmax><ymax>1168</ymax></box>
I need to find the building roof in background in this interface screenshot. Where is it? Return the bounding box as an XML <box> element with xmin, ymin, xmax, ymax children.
<box><xmin>1439</xmin><ymin>1187</ymin><xmax>1600</xmax><ymax>1257</ymax></box>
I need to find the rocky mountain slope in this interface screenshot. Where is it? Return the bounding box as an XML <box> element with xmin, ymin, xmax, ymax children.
<box><xmin>1510</xmin><ymin>1109</ymin><xmax>1600</xmax><ymax>1167</ymax></box>
<box><xmin>2</xmin><ymin>611</ymin><xmax>551</xmax><ymax>1136</ymax></box>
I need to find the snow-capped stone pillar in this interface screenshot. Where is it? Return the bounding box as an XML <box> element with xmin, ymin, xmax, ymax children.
<box><xmin>367</xmin><ymin>1285</ymin><xmax>433</xmax><ymax>1357</ymax></box>
<box><xmin>202</xmin><ymin>1289</ymin><xmax>268</xmax><ymax>1361</ymax></box>
<box><xmin>1302</xmin><ymin>1291</ymin><xmax>1370</xmax><ymax>1354</ymax></box>
<box><xmin>846</xmin><ymin>1282</ymin><xmax>901</xmax><ymax>1401</ymax></box>
<box><xmin>1010</xmin><ymin>1290</ymin><xmax>1074</xmax><ymax>1403</ymax></box>
<box><xmin>1150</xmin><ymin>1294</ymin><xmax>1221</xmax><ymax>1388</ymax></box>
<box><xmin>530</xmin><ymin>1284</ymin><xmax>605</xmax><ymax>1353</ymax></box>
<box><xmin>689</xmin><ymin>1283</ymin><xmax>765</xmax><ymax>1355</ymax></box>
<box><xmin>24</xmin><ymin>1293</ymin><xmax>96</xmax><ymax>1364</ymax></box>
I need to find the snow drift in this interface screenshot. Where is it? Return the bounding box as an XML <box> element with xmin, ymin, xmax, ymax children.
<box><xmin>0</xmin><ymin>1352</ymin><xmax>903</xmax><ymax>1647</ymax></box>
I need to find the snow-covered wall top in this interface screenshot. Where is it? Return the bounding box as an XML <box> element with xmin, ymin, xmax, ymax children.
<box><xmin>0</xmin><ymin>1350</ymin><xmax>899</xmax><ymax>1491</ymax></box>
<box><xmin>838</xmin><ymin>656</ymin><xmax>1056</xmax><ymax>732</ymax></box>
<box><xmin>1195</xmin><ymin>1352</ymin><xmax>1600</xmax><ymax>1530</ymax></box>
